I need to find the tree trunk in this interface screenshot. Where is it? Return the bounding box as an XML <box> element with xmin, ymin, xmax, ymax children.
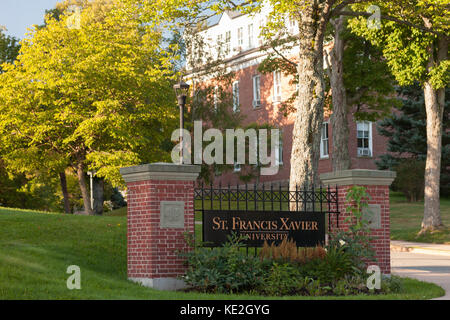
<box><xmin>59</xmin><ymin>171</ymin><xmax>71</xmax><ymax>214</ymax></box>
<box><xmin>421</xmin><ymin>36</ymin><xmax>447</xmax><ymax>233</ymax></box>
<box><xmin>93</xmin><ymin>177</ymin><xmax>104</xmax><ymax>215</ymax></box>
<box><xmin>330</xmin><ymin>16</ymin><xmax>351</xmax><ymax>172</ymax></box>
<box><xmin>289</xmin><ymin>5</ymin><xmax>328</xmax><ymax>210</ymax></box>
<box><xmin>76</xmin><ymin>162</ymin><xmax>93</xmax><ymax>215</ymax></box>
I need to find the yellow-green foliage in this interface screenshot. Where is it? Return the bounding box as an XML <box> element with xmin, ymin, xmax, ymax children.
<box><xmin>0</xmin><ymin>0</ymin><xmax>178</xmax><ymax>189</ymax></box>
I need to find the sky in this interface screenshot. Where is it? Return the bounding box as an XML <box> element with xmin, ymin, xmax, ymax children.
<box><xmin>0</xmin><ymin>0</ymin><xmax>60</xmax><ymax>39</ymax></box>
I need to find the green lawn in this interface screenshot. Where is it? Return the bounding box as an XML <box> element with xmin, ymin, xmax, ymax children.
<box><xmin>0</xmin><ymin>207</ymin><xmax>444</xmax><ymax>300</ymax></box>
<box><xmin>390</xmin><ymin>192</ymin><xmax>450</xmax><ymax>243</ymax></box>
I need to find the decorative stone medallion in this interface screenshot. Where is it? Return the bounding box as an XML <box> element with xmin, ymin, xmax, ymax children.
<box><xmin>362</xmin><ymin>204</ymin><xmax>381</xmax><ymax>229</ymax></box>
<box><xmin>160</xmin><ymin>201</ymin><xmax>185</xmax><ymax>229</ymax></box>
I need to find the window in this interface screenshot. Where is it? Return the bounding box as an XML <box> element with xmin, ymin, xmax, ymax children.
<box><xmin>320</xmin><ymin>122</ymin><xmax>329</xmax><ymax>159</ymax></box>
<box><xmin>225</xmin><ymin>31</ymin><xmax>231</xmax><ymax>54</ymax></box>
<box><xmin>232</xmin><ymin>81</ymin><xmax>240</xmax><ymax>113</ymax></box>
<box><xmin>252</xmin><ymin>75</ymin><xmax>261</xmax><ymax>108</ymax></box>
<box><xmin>357</xmin><ymin>121</ymin><xmax>372</xmax><ymax>157</ymax></box>
<box><xmin>258</xmin><ymin>18</ymin><xmax>267</xmax><ymax>46</ymax></box>
<box><xmin>237</xmin><ymin>27</ymin><xmax>244</xmax><ymax>47</ymax></box>
<box><xmin>273</xmin><ymin>71</ymin><xmax>282</xmax><ymax>102</ymax></box>
<box><xmin>216</xmin><ymin>34</ymin><xmax>223</xmax><ymax>56</ymax></box>
<box><xmin>275</xmin><ymin>131</ymin><xmax>283</xmax><ymax>165</ymax></box>
<box><xmin>234</xmin><ymin>162</ymin><xmax>241</xmax><ymax>172</ymax></box>
<box><xmin>288</xmin><ymin>18</ymin><xmax>297</xmax><ymax>34</ymax></box>
<box><xmin>248</xmin><ymin>24</ymin><xmax>254</xmax><ymax>48</ymax></box>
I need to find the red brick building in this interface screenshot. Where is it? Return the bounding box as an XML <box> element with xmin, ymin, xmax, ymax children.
<box><xmin>187</xmin><ymin>10</ymin><xmax>389</xmax><ymax>186</ymax></box>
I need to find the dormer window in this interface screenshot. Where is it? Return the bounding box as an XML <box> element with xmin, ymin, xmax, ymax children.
<box><xmin>225</xmin><ymin>31</ymin><xmax>231</xmax><ymax>55</ymax></box>
<box><xmin>216</xmin><ymin>34</ymin><xmax>223</xmax><ymax>56</ymax></box>
<box><xmin>248</xmin><ymin>24</ymin><xmax>254</xmax><ymax>48</ymax></box>
<box><xmin>237</xmin><ymin>27</ymin><xmax>244</xmax><ymax>48</ymax></box>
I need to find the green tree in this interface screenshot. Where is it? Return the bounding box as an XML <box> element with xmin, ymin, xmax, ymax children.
<box><xmin>348</xmin><ymin>0</ymin><xmax>449</xmax><ymax>233</ymax></box>
<box><xmin>377</xmin><ymin>85</ymin><xmax>450</xmax><ymax>200</ymax></box>
<box><xmin>0</xmin><ymin>1</ymin><xmax>178</xmax><ymax>215</ymax></box>
<box><xmin>0</xmin><ymin>27</ymin><xmax>20</xmax><ymax>72</ymax></box>
<box><xmin>257</xmin><ymin>13</ymin><xmax>398</xmax><ymax>172</ymax></box>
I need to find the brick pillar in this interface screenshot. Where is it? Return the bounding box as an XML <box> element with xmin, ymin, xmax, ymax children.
<box><xmin>320</xmin><ymin>169</ymin><xmax>396</xmax><ymax>274</ymax></box>
<box><xmin>120</xmin><ymin>163</ymin><xmax>201</xmax><ymax>290</ymax></box>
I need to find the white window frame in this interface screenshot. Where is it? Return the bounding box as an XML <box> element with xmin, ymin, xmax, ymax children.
<box><xmin>273</xmin><ymin>71</ymin><xmax>282</xmax><ymax>102</ymax></box>
<box><xmin>258</xmin><ymin>17</ymin><xmax>268</xmax><ymax>47</ymax></box>
<box><xmin>356</xmin><ymin>121</ymin><xmax>373</xmax><ymax>157</ymax></box>
<box><xmin>248</xmin><ymin>24</ymin><xmax>254</xmax><ymax>48</ymax></box>
<box><xmin>320</xmin><ymin>122</ymin><xmax>329</xmax><ymax>159</ymax></box>
<box><xmin>237</xmin><ymin>27</ymin><xmax>244</xmax><ymax>47</ymax></box>
<box><xmin>288</xmin><ymin>18</ymin><xmax>297</xmax><ymax>34</ymax></box>
<box><xmin>225</xmin><ymin>31</ymin><xmax>231</xmax><ymax>55</ymax></box>
<box><xmin>275</xmin><ymin>131</ymin><xmax>283</xmax><ymax>165</ymax></box>
<box><xmin>232</xmin><ymin>81</ymin><xmax>240</xmax><ymax>113</ymax></box>
<box><xmin>216</xmin><ymin>34</ymin><xmax>223</xmax><ymax>56</ymax></box>
<box><xmin>252</xmin><ymin>75</ymin><xmax>261</xmax><ymax>108</ymax></box>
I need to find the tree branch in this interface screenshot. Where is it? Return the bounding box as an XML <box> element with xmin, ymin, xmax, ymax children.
<box><xmin>336</xmin><ymin>10</ymin><xmax>447</xmax><ymax>37</ymax></box>
<box><xmin>271</xmin><ymin>45</ymin><xmax>298</xmax><ymax>68</ymax></box>
<box><xmin>330</xmin><ymin>0</ymin><xmax>367</xmax><ymax>18</ymax></box>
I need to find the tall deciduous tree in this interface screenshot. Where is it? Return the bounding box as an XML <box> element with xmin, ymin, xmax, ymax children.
<box><xmin>348</xmin><ymin>0</ymin><xmax>449</xmax><ymax>233</ymax></box>
<box><xmin>256</xmin><ymin>6</ymin><xmax>396</xmax><ymax>174</ymax></box>
<box><xmin>328</xmin><ymin>16</ymin><xmax>351</xmax><ymax>171</ymax></box>
<box><xmin>214</xmin><ymin>1</ymin><xmax>400</xmax><ymax>193</ymax></box>
<box><xmin>377</xmin><ymin>85</ymin><xmax>450</xmax><ymax>200</ymax></box>
<box><xmin>0</xmin><ymin>0</ymin><xmax>178</xmax><ymax>215</ymax></box>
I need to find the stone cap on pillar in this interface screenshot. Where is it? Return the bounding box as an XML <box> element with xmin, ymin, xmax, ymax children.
<box><xmin>320</xmin><ymin>169</ymin><xmax>396</xmax><ymax>186</ymax></box>
<box><xmin>120</xmin><ymin>162</ymin><xmax>201</xmax><ymax>183</ymax></box>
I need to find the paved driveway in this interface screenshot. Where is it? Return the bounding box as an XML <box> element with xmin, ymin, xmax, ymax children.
<box><xmin>391</xmin><ymin>250</ymin><xmax>450</xmax><ymax>300</ymax></box>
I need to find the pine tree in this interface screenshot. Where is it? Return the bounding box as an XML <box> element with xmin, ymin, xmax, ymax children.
<box><xmin>377</xmin><ymin>85</ymin><xmax>450</xmax><ymax>199</ymax></box>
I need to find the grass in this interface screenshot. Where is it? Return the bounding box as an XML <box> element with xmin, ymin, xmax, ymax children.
<box><xmin>390</xmin><ymin>192</ymin><xmax>450</xmax><ymax>244</ymax></box>
<box><xmin>0</xmin><ymin>207</ymin><xmax>444</xmax><ymax>300</ymax></box>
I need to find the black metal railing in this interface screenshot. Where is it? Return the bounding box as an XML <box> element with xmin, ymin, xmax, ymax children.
<box><xmin>194</xmin><ymin>182</ymin><xmax>340</xmax><ymax>227</ymax></box>
<box><xmin>194</xmin><ymin>184</ymin><xmax>339</xmax><ymax>214</ymax></box>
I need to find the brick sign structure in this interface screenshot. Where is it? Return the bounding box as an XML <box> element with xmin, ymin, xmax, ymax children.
<box><xmin>320</xmin><ymin>169</ymin><xmax>396</xmax><ymax>274</ymax></box>
<box><xmin>120</xmin><ymin>163</ymin><xmax>201</xmax><ymax>290</ymax></box>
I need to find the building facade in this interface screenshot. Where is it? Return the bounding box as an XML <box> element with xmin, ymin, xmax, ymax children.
<box><xmin>187</xmin><ymin>9</ymin><xmax>389</xmax><ymax>186</ymax></box>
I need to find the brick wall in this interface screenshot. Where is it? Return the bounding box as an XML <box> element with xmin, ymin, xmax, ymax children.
<box><xmin>120</xmin><ymin>163</ymin><xmax>201</xmax><ymax>290</ymax></box>
<box><xmin>320</xmin><ymin>170</ymin><xmax>396</xmax><ymax>275</ymax></box>
<box><xmin>126</xmin><ymin>179</ymin><xmax>195</xmax><ymax>280</ymax></box>
<box><xmin>329</xmin><ymin>184</ymin><xmax>391</xmax><ymax>274</ymax></box>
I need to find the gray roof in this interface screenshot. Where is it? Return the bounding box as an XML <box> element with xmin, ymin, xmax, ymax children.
<box><xmin>208</xmin><ymin>10</ymin><xmax>244</xmax><ymax>28</ymax></box>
